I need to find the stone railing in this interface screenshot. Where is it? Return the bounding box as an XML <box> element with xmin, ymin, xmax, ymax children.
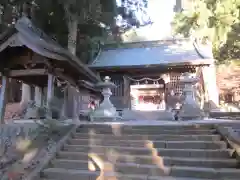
<box><xmin>0</xmin><ymin>119</ymin><xmax>76</xmax><ymax>179</ymax></box>
<box><xmin>209</xmin><ymin>112</ymin><xmax>240</xmax><ymax>119</ymax></box>
<box><xmin>215</xmin><ymin>125</ymin><xmax>240</xmax><ymax>161</ymax></box>
<box><xmin>16</xmin><ymin>97</ymin><xmax>66</xmax><ymax>120</ymax></box>
<box><xmin>0</xmin><ymin>123</ymin><xmax>38</xmax><ymax>178</ymax></box>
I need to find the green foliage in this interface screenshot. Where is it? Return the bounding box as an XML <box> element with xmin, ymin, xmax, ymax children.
<box><xmin>33</xmin><ymin>0</ymin><xmax>68</xmax><ymax>47</ymax></box>
<box><xmin>57</xmin><ymin>0</ymin><xmax>102</xmax><ymax>23</ymax></box>
<box><xmin>0</xmin><ymin>0</ymin><xmax>110</xmax><ymax>41</ymax></box>
<box><xmin>0</xmin><ymin>0</ymin><xmax>113</xmax><ymax>63</ymax></box>
<box><xmin>172</xmin><ymin>0</ymin><xmax>240</xmax><ymax>62</ymax></box>
<box><xmin>172</xmin><ymin>11</ymin><xmax>201</xmax><ymax>37</ymax></box>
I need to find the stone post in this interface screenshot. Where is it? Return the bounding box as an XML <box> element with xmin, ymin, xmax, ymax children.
<box><xmin>202</xmin><ymin>65</ymin><xmax>219</xmax><ymax>109</ymax></box>
<box><xmin>34</xmin><ymin>86</ymin><xmax>43</xmax><ymax>106</ymax></box>
<box><xmin>0</xmin><ymin>76</ymin><xmax>9</xmax><ymax>124</ymax></box>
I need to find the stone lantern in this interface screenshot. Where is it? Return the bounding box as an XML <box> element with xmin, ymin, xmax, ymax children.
<box><xmin>178</xmin><ymin>72</ymin><xmax>204</xmax><ymax>120</ymax></box>
<box><xmin>90</xmin><ymin>76</ymin><xmax>118</xmax><ymax>121</ymax></box>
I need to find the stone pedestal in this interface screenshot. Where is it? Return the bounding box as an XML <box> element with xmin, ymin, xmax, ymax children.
<box><xmin>24</xmin><ymin>101</ymin><xmax>38</xmax><ymax>119</ymax></box>
<box><xmin>25</xmin><ymin>86</ymin><xmax>44</xmax><ymax>119</ymax></box>
<box><xmin>91</xmin><ymin>76</ymin><xmax>118</xmax><ymax>121</ymax></box>
<box><xmin>122</xmin><ymin>109</ymin><xmax>174</xmax><ymax>121</ymax></box>
<box><xmin>178</xmin><ymin>73</ymin><xmax>204</xmax><ymax>120</ymax></box>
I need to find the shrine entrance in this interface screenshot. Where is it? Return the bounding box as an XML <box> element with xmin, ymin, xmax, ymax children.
<box><xmin>130</xmin><ymin>83</ymin><xmax>166</xmax><ymax>111</ymax></box>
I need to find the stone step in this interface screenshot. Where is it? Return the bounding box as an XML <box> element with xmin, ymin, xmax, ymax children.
<box><xmin>43</xmin><ymin>165</ymin><xmax>240</xmax><ymax>179</ymax></box>
<box><xmin>38</xmin><ymin>178</ymin><xmax>215</xmax><ymax>180</ymax></box>
<box><xmin>79</xmin><ymin>124</ymin><xmax>213</xmax><ymax>131</ymax></box>
<box><xmin>73</xmin><ymin>133</ymin><xmax>222</xmax><ymax>141</ymax></box>
<box><xmin>42</xmin><ymin>168</ymin><xmax>217</xmax><ymax>180</ymax></box>
<box><xmin>77</xmin><ymin>128</ymin><xmax>216</xmax><ymax>135</ymax></box>
<box><xmin>68</xmin><ymin>139</ymin><xmax>227</xmax><ymax>150</ymax></box>
<box><xmin>39</xmin><ymin>178</ymin><xmax>215</xmax><ymax>180</ymax></box>
<box><xmin>59</xmin><ymin>147</ymin><xmax>234</xmax><ymax>158</ymax></box>
<box><xmin>53</xmin><ymin>155</ymin><xmax>238</xmax><ymax>169</ymax></box>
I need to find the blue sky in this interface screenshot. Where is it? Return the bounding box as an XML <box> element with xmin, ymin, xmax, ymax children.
<box><xmin>116</xmin><ymin>0</ymin><xmax>177</xmax><ymax>40</ymax></box>
<box><xmin>116</xmin><ymin>0</ymin><xmax>176</xmax><ymax>27</ymax></box>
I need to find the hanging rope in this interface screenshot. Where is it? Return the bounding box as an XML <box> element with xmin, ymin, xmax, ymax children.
<box><xmin>126</xmin><ymin>76</ymin><xmax>163</xmax><ymax>82</ymax></box>
<box><xmin>55</xmin><ymin>77</ymin><xmax>69</xmax><ymax>92</ymax></box>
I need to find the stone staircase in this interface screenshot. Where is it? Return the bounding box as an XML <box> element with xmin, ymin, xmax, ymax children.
<box><xmin>40</xmin><ymin>124</ymin><xmax>240</xmax><ymax>179</ymax></box>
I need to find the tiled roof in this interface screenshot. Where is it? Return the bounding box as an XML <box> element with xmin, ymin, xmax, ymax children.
<box><xmin>89</xmin><ymin>40</ymin><xmax>213</xmax><ymax>68</ymax></box>
<box><xmin>0</xmin><ymin>17</ymin><xmax>100</xmax><ymax>83</ymax></box>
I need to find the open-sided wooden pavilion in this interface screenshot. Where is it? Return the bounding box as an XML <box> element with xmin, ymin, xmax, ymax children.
<box><xmin>0</xmin><ymin>17</ymin><xmax>101</xmax><ymax>122</ymax></box>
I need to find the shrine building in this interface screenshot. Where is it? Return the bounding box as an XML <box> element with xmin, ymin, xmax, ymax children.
<box><xmin>89</xmin><ymin>39</ymin><xmax>219</xmax><ymax>111</ymax></box>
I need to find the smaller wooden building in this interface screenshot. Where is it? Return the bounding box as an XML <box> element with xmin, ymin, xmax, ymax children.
<box><xmin>0</xmin><ymin>17</ymin><xmax>101</xmax><ymax>122</ymax></box>
<box><xmin>89</xmin><ymin>39</ymin><xmax>219</xmax><ymax>110</ymax></box>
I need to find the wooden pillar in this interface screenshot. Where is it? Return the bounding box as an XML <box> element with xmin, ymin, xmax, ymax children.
<box><xmin>0</xmin><ymin>76</ymin><xmax>9</xmax><ymax>124</ymax></box>
<box><xmin>73</xmin><ymin>89</ymin><xmax>79</xmax><ymax>120</ymax></box>
<box><xmin>61</xmin><ymin>89</ymin><xmax>68</xmax><ymax>118</ymax></box>
<box><xmin>46</xmin><ymin>74</ymin><xmax>54</xmax><ymax>119</ymax></box>
<box><xmin>34</xmin><ymin>86</ymin><xmax>43</xmax><ymax>106</ymax></box>
<box><xmin>123</xmin><ymin>76</ymin><xmax>131</xmax><ymax>109</ymax></box>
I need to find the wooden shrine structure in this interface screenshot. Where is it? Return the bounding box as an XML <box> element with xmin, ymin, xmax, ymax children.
<box><xmin>89</xmin><ymin>40</ymin><xmax>219</xmax><ymax>111</ymax></box>
<box><xmin>0</xmin><ymin>17</ymin><xmax>101</xmax><ymax>123</ymax></box>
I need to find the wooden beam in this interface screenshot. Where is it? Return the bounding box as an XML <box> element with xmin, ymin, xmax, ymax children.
<box><xmin>54</xmin><ymin>69</ymin><xmax>78</xmax><ymax>88</ymax></box>
<box><xmin>8</xmin><ymin>51</ymin><xmax>45</xmax><ymax>67</ymax></box>
<box><xmin>10</xmin><ymin>69</ymin><xmax>47</xmax><ymax>77</ymax></box>
<box><xmin>0</xmin><ymin>69</ymin><xmax>47</xmax><ymax>77</ymax></box>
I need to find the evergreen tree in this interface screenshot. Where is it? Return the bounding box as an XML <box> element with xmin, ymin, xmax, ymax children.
<box><xmin>0</xmin><ymin>0</ymin><xmax>114</xmax><ymax>105</ymax></box>
<box><xmin>172</xmin><ymin>0</ymin><xmax>240</xmax><ymax>62</ymax></box>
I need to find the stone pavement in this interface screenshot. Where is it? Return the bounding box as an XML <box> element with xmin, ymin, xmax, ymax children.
<box><xmin>79</xmin><ymin>118</ymin><xmax>240</xmax><ymax>126</ymax></box>
<box><xmin>10</xmin><ymin>118</ymin><xmax>240</xmax><ymax>126</ymax></box>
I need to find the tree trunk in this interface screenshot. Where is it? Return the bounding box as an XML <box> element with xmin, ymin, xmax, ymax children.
<box><xmin>65</xmin><ymin>19</ymin><xmax>78</xmax><ymax>118</ymax></box>
<box><xmin>67</xmin><ymin>20</ymin><xmax>78</xmax><ymax>54</ymax></box>
<box><xmin>0</xmin><ymin>5</ymin><xmax>3</xmax><ymax>25</ymax></box>
<box><xmin>19</xmin><ymin>2</ymin><xmax>36</xmax><ymax>106</ymax></box>
<box><xmin>0</xmin><ymin>5</ymin><xmax>6</xmax><ymax>33</ymax></box>
<box><xmin>22</xmin><ymin>2</ymin><xmax>32</xmax><ymax>18</ymax></box>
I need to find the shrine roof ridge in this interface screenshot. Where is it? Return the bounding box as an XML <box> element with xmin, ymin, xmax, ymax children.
<box><xmin>101</xmin><ymin>39</ymin><xmax>189</xmax><ymax>50</ymax></box>
<box><xmin>89</xmin><ymin>39</ymin><xmax>214</xmax><ymax>69</ymax></box>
